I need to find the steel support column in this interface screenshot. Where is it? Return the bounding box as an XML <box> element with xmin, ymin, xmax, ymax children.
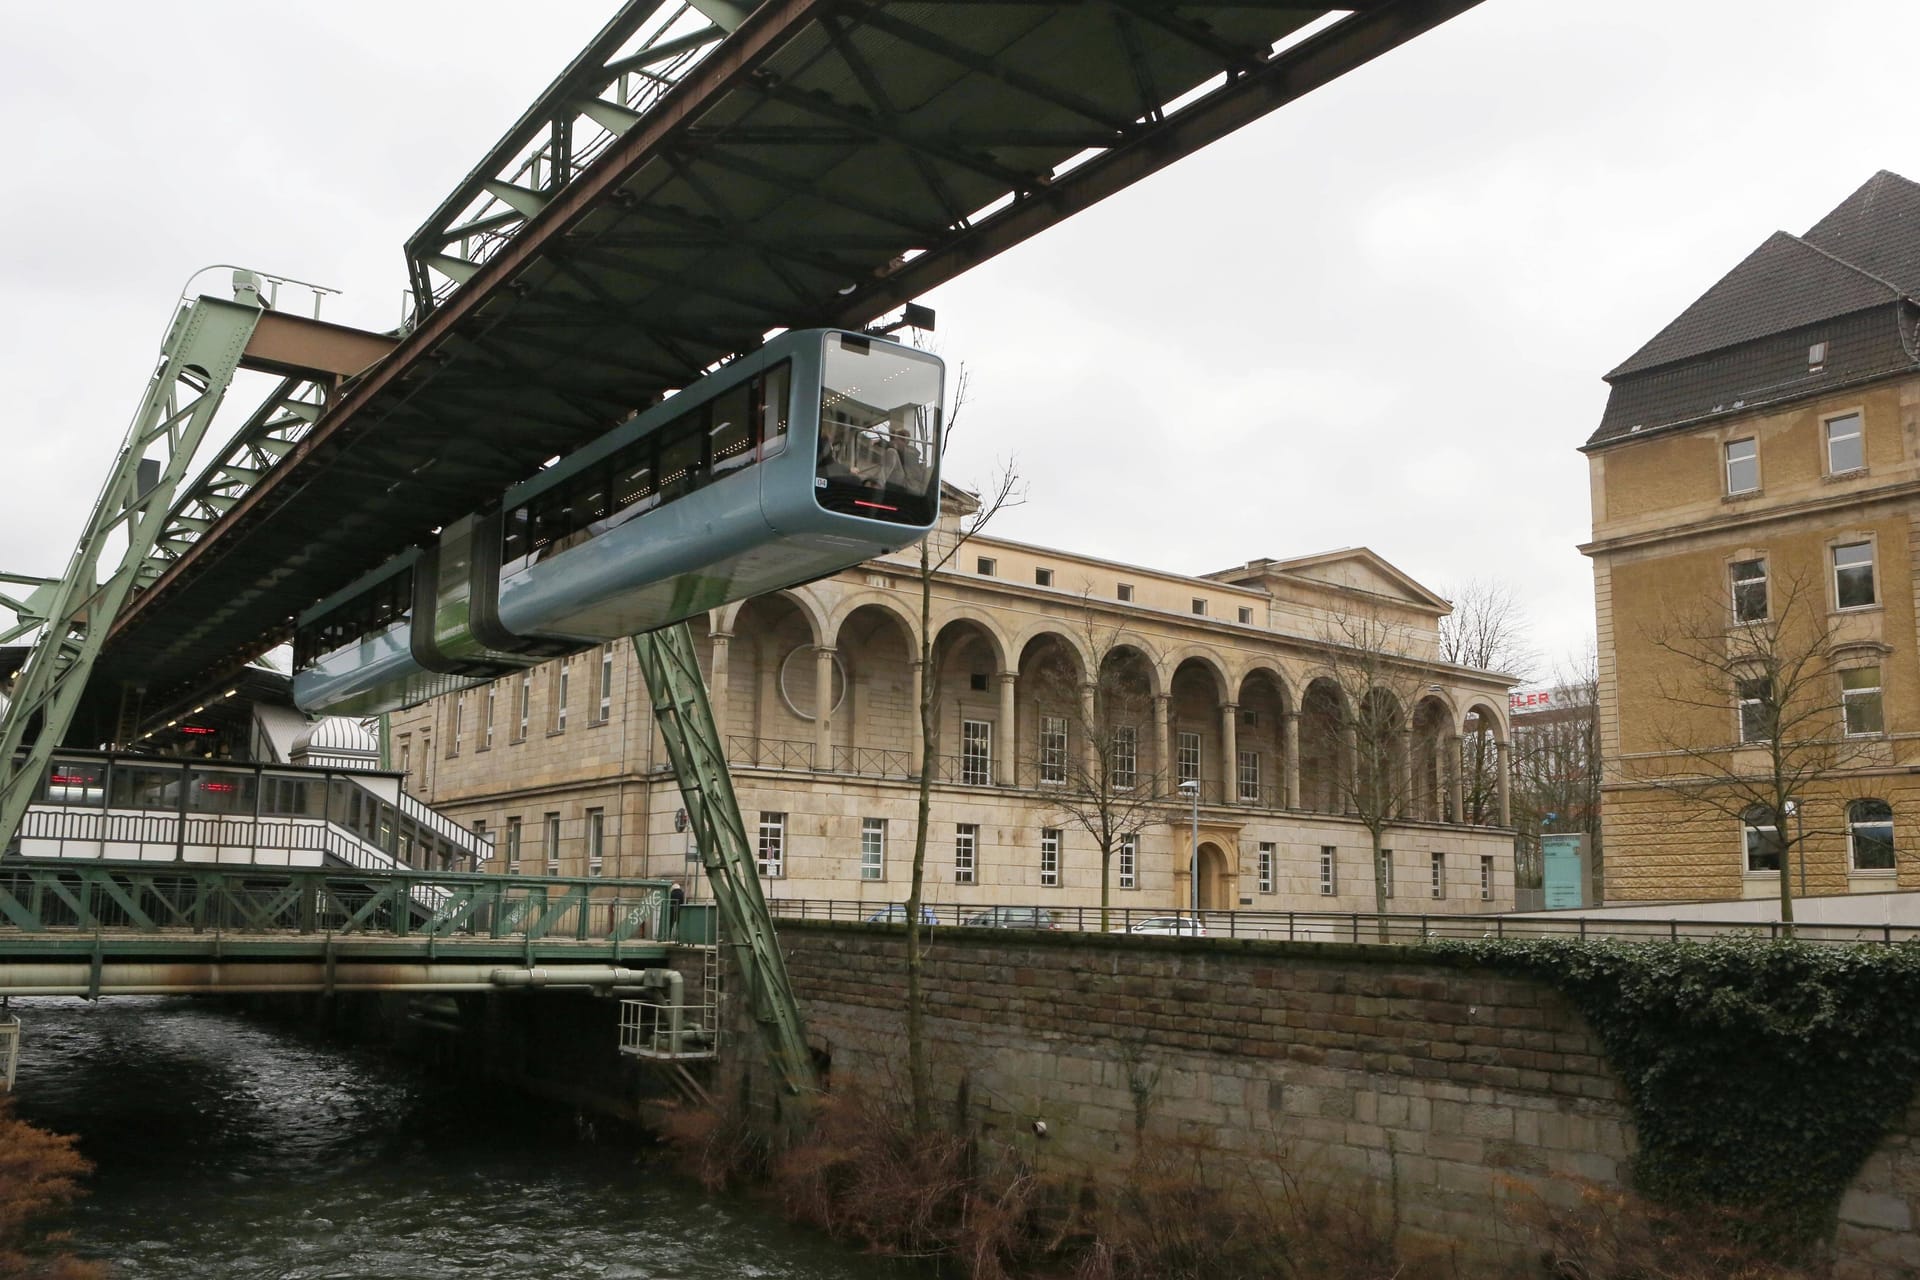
<box><xmin>632</xmin><ymin>623</ymin><xmax>815</xmax><ymax>1094</ymax></box>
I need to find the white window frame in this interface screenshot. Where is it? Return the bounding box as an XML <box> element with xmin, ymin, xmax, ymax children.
<box><xmin>1035</xmin><ymin>567</ymin><xmax>1054</xmax><ymax>587</ymax></box>
<box><xmin>757</xmin><ymin>812</ymin><xmax>786</xmax><ymax>878</ymax></box>
<box><xmin>1480</xmin><ymin>854</ymin><xmax>1494</xmax><ymax>902</ymax></box>
<box><xmin>1743</xmin><ymin>808</ymin><xmax>1783</xmax><ymax>875</ymax></box>
<box><xmin>505</xmin><ymin>816</ymin><xmax>522</xmax><ymax>874</ymax></box>
<box><xmin>598</xmin><ymin>643</ymin><xmax>615</xmax><ymax>723</ymax></box>
<box><xmin>1430</xmin><ymin>851</ymin><xmax>1446</xmax><ymax>900</ymax></box>
<box><xmin>1191</xmin><ymin>598</ymin><xmax>1207</xmax><ymax>616</ymax></box>
<box><xmin>1237</xmin><ymin>749</ymin><xmax>1261</xmax><ymax>802</ymax></box>
<box><xmin>1842</xmin><ymin>666</ymin><xmax>1884</xmax><ymax>738</ymax></box>
<box><xmin>553</xmin><ymin>658</ymin><xmax>571</xmax><ymax>731</ymax></box>
<box><xmin>1112</xmin><ymin>725</ymin><xmax>1137</xmax><ymax>791</ymax></box>
<box><xmin>1378</xmin><ymin>848</ymin><xmax>1394</xmax><ymax>899</ymax></box>
<box><xmin>1738</xmin><ymin>676</ymin><xmax>1771</xmax><ymax>744</ymax></box>
<box><xmin>1177</xmin><ymin>731</ymin><xmax>1201</xmax><ymax>785</ymax></box>
<box><xmin>1039</xmin><ymin>714</ymin><xmax>1068</xmax><ymax>785</ymax></box>
<box><xmin>955</xmin><ymin>822</ymin><xmax>977</xmax><ymax>884</ymax></box>
<box><xmin>1825</xmin><ymin>411</ymin><xmax>1864</xmax><ymax>475</ymax></box>
<box><xmin>544</xmin><ymin>811</ymin><xmax>561</xmax><ymax>875</ymax></box>
<box><xmin>976</xmin><ymin>556</ymin><xmax>996</xmax><ymax>576</ymax></box>
<box><xmin>1040</xmin><ymin>828</ymin><xmax>1060</xmax><ymax>887</ymax></box>
<box><xmin>1725</xmin><ymin>437</ymin><xmax>1759</xmax><ymax>494</ymax></box>
<box><xmin>1731</xmin><ymin>557</ymin><xmax>1767</xmax><ymax>624</ymax></box>
<box><xmin>1237</xmin><ymin>606</ymin><xmax>1253</xmax><ymax>625</ymax></box>
<box><xmin>483</xmin><ymin>683</ymin><xmax>496</xmax><ymax>750</ymax></box>
<box><xmin>860</xmin><ymin>817</ymin><xmax>885</xmax><ymax>881</ymax></box>
<box><xmin>961</xmin><ymin>719</ymin><xmax>992</xmax><ymax>786</ymax></box>
<box><xmin>1833</xmin><ymin>540</ymin><xmax>1876</xmax><ymax>610</ymax></box>
<box><xmin>451</xmin><ymin>696</ymin><xmax>464</xmax><ymax>757</ymax></box>
<box><xmin>586</xmin><ymin>808</ymin><xmax>605</xmax><ymax>876</ymax></box>
<box><xmin>517</xmin><ymin>673</ymin><xmax>531</xmax><ymax>741</ymax></box>
<box><xmin>1849</xmin><ymin>799</ymin><xmax>1895</xmax><ymax>873</ymax></box>
<box><xmin>1257</xmin><ymin>841</ymin><xmax>1274</xmax><ymax>894</ymax></box>
<box><xmin>1117</xmin><ymin>833</ymin><xmax>1137</xmax><ymax>890</ymax></box>
<box><xmin>1319</xmin><ymin>846</ymin><xmax>1337</xmax><ymax>896</ymax></box>
<box><xmin>1116</xmin><ymin>582</ymin><xmax>1134</xmax><ymax>602</ymax></box>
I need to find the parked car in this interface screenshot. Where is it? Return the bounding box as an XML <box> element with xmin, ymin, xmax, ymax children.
<box><xmin>961</xmin><ymin>906</ymin><xmax>1061</xmax><ymax>930</ymax></box>
<box><xmin>1125</xmin><ymin>915</ymin><xmax>1208</xmax><ymax>937</ymax></box>
<box><xmin>865</xmin><ymin>904</ymin><xmax>938</xmax><ymax>926</ymax></box>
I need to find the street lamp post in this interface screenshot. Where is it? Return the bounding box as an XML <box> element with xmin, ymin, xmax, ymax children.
<box><xmin>1180</xmin><ymin>778</ymin><xmax>1200</xmax><ymax>923</ymax></box>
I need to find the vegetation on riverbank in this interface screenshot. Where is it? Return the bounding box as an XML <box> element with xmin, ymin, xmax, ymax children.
<box><xmin>0</xmin><ymin>1095</ymin><xmax>101</xmax><ymax>1280</ymax></box>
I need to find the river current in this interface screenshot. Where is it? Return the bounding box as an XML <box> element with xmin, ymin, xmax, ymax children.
<box><xmin>7</xmin><ymin>996</ymin><xmax>902</xmax><ymax>1279</ymax></box>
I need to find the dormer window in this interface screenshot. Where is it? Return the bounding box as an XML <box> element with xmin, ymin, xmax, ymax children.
<box><xmin>1809</xmin><ymin>341</ymin><xmax>1828</xmax><ymax>372</ymax></box>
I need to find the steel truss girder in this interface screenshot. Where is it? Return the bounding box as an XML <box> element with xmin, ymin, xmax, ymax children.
<box><xmin>0</xmin><ymin>292</ymin><xmax>263</xmax><ymax>852</ymax></box>
<box><xmin>632</xmin><ymin>623</ymin><xmax>815</xmax><ymax>1095</ymax></box>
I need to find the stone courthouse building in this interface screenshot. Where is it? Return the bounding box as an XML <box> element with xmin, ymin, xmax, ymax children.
<box><xmin>1584</xmin><ymin>170</ymin><xmax>1920</xmax><ymax>901</ymax></box>
<box><xmin>391</xmin><ymin>495</ymin><xmax>1517</xmax><ymax>915</ymax></box>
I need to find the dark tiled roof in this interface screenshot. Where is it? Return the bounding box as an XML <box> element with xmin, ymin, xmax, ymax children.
<box><xmin>1588</xmin><ymin>171</ymin><xmax>1920</xmax><ymax>449</ymax></box>
<box><xmin>1606</xmin><ymin>231</ymin><xmax>1898</xmax><ymax>378</ymax></box>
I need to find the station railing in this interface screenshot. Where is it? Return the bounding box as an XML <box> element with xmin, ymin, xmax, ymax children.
<box><xmin>762</xmin><ymin>898</ymin><xmax>1920</xmax><ymax>947</ymax></box>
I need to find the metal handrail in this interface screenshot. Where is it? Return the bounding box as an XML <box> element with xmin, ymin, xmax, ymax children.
<box><xmin>761</xmin><ymin>898</ymin><xmax>1920</xmax><ymax>948</ymax></box>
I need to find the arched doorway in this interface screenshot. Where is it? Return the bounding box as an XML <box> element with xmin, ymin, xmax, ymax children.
<box><xmin>1197</xmin><ymin>841</ymin><xmax>1231</xmax><ymax>911</ymax></box>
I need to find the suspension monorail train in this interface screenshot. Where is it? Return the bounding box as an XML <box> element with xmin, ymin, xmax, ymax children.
<box><xmin>292</xmin><ymin>329</ymin><xmax>944</xmax><ymax>715</ymax></box>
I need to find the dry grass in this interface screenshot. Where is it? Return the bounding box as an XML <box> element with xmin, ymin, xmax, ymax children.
<box><xmin>1505</xmin><ymin>1177</ymin><xmax>1826</xmax><ymax>1280</ymax></box>
<box><xmin>0</xmin><ymin>1095</ymin><xmax>104</xmax><ymax>1280</ymax></box>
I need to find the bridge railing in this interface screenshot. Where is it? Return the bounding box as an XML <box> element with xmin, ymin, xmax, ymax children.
<box><xmin>0</xmin><ymin>861</ymin><xmax>672</xmax><ymax>945</ymax></box>
<box><xmin>762</xmin><ymin>898</ymin><xmax>1920</xmax><ymax>948</ymax></box>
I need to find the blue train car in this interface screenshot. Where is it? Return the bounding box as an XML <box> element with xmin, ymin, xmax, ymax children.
<box><xmin>293</xmin><ymin>329</ymin><xmax>943</xmax><ymax>715</ymax></box>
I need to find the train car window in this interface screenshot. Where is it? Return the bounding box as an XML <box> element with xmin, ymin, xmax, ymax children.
<box><xmin>613</xmin><ymin>456</ymin><xmax>655</xmax><ymax>511</ymax></box>
<box><xmin>817</xmin><ymin>335</ymin><xmax>941</xmax><ymax>525</ymax></box>
<box><xmin>502</xmin><ymin>507</ymin><xmax>531</xmax><ymax>567</ymax></box>
<box><xmin>710</xmin><ymin>382</ymin><xmax>755</xmax><ymax>476</ymax></box>
<box><xmin>658</xmin><ymin>421</ymin><xmax>703</xmax><ymax>502</ymax></box>
<box><xmin>761</xmin><ymin>362</ymin><xmax>791</xmax><ymax>456</ymax></box>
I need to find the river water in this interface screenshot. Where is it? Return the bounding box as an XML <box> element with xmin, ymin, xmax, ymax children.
<box><xmin>7</xmin><ymin>997</ymin><xmax>904</xmax><ymax>1279</ymax></box>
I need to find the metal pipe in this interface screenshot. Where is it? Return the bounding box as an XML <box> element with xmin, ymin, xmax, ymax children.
<box><xmin>0</xmin><ymin>961</ymin><xmax>658</xmax><ymax>996</ymax></box>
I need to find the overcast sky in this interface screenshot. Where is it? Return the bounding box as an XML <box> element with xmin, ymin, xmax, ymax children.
<box><xmin>3</xmin><ymin>1</ymin><xmax>1916</xmax><ymax>681</ymax></box>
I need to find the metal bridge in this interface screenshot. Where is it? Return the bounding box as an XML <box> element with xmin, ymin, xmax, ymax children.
<box><xmin>0</xmin><ymin>0</ymin><xmax>1482</xmax><ymax>1094</ymax></box>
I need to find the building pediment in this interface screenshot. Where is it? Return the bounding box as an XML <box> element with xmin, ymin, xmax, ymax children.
<box><xmin>1207</xmin><ymin>548</ymin><xmax>1450</xmax><ymax>616</ymax></box>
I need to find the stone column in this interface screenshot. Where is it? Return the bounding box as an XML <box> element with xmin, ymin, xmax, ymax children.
<box><xmin>1397</xmin><ymin>728</ymin><xmax>1414</xmax><ymax>819</ymax></box>
<box><xmin>996</xmin><ymin>670</ymin><xmax>1017</xmax><ymax>786</ymax></box>
<box><xmin>1154</xmin><ymin>693</ymin><xmax>1173</xmax><ymax>789</ymax></box>
<box><xmin>1340</xmin><ymin>722</ymin><xmax>1358</xmax><ymax>814</ymax></box>
<box><xmin>1446</xmin><ymin>733</ymin><xmax>1464</xmax><ymax>823</ymax></box>
<box><xmin>709</xmin><ymin>631</ymin><xmax>731</xmax><ymax>749</ymax></box>
<box><xmin>1220</xmin><ymin>702</ymin><xmax>1239</xmax><ymax>803</ymax></box>
<box><xmin>908</xmin><ymin>659</ymin><xmax>925</xmax><ymax>777</ymax></box>
<box><xmin>814</xmin><ymin>646</ymin><xmax>836</xmax><ymax>769</ymax></box>
<box><xmin>1283</xmin><ymin>712</ymin><xmax>1300</xmax><ymax>810</ymax></box>
<box><xmin>1496</xmin><ymin>738</ymin><xmax>1512</xmax><ymax>826</ymax></box>
<box><xmin>1081</xmin><ymin>681</ymin><xmax>1100</xmax><ymax>778</ymax></box>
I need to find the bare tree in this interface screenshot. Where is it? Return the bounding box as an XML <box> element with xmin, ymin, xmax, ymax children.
<box><xmin>1507</xmin><ymin>646</ymin><xmax>1600</xmax><ymax>893</ymax></box>
<box><xmin>1024</xmin><ymin>603</ymin><xmax>1169</xmax><ymax>931</ymax></box>
<box><xmin>1638</xmin><ymin>568</ymin><xmax>1871</xmax><ymax>925</ymax></box>
<box><xmin>1314</xmin><ymin>606</ymin><xmax>1434</xmax><ymax>925</ymax></box>
<box><xmin>1441</xmin><ymin>578</ymin><xmax>1534</xmax><ymax>824</ymax></box>
<box><xmin>904</xmin><ymin>365</ymin><xmax>1024</xmax><ymax>1135</ymax></box>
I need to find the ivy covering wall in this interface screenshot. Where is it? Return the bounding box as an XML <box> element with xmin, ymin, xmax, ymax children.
<box><xmin>1431</xmin><ymin>937</ymin><xmax>1920</xmax><ymax>1251</ymax></box>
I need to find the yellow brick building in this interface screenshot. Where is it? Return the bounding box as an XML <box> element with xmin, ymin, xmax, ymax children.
<box><xmin>1584</xmin><ymin>170</ymin><xmax>1920</xmax><ymax>902</ymax></box>
<box><xmin>389</xmin><ymin>507</ymin><xmax>1517</xmax><ymax>917</ymax></box>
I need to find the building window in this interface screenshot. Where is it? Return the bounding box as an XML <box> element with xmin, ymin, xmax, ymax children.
<box><xmin>1430</xmin><ymin>851</ymin><xmax>1446</xmax><ymax>899</ymax></box>
<box><xmin>1040</xmin><ymin>828</ymin><xmax>1060</xmax><ymax>887</ymax></box>
<box><xmin>757</xmin><ymin>812</ymin><xmax>785</xmax><ymax>878</ymax></box>
<box><xmin>1850</xmin><ymin>799</ymin><xmax>1895</xmax><ymax>872</ymax></box>
<box><xmin>552</xmin><ymin>658</ymin><xmax>571</xmax><ymax>731</ymax></box>
<box><xmin>1112</xmin><ymin>725</ymin><xmax>1137</xmax><ymax>791</ymax></box>
<box><xmin>1731</xmin><ymin>558</ymin><xmax>1767</xmax><ymax>623</ymax></box>
<box><xmin>450</xmin><ymin>697</ymin><xmax>463</xmax><ymax>757</ymax></box>
<box><xmin>543</xmin><ymin>811</ymin><xmax>561</xmax><ymax>875</ymax></box>
<box><xmin>1480</xmin><ymin>855</ymin><xmax>1494</xmax><ymax>901</ymax></box>
<box><xmin>861</xmin><ymin>817</ymin><xmax>886</xmax><ymax>881</ymax></box>
<box><xmin>1834</xmin><ymin>541</ymin><xmax>1876</xmax><ymax>609</ymax></box>
<box><xmin>505</xmin><ymin>816</ymin><xmax>522</xmax><ymax>874</ymax></box>
<box><xmin>1743</xmin><ymin>806</ymin><xmax>1783</xmax><ymax>873</ymax></box>
<box><xmin>399</xmin><ymin>740</ymin><xmax>411</xmax><ymax>778</ymax></box>
<box><xmin>597</xmin><ymin>643</ymin><xmax>615</xmax><ymax>722</ymax></box>
<box><xmin>586</xmin><ymin>808</ymin><xmax>605</xmax><ymax>876</ymax></box>
<box><xmin>1319</xmin><ymin>846</ymin><xmax>1337</xmax><ymax>895</ymax></box>
<box><xmin>1237</xmin><ymin>606</ymin><xmax>1253</xmax><ymax>625</ymax></box>
<box><xmin>1378</xmin><ymin>849</ymin><xmax>1394</xmax><ymax>899</ymax></box>
<box><xmin>976</xmin><ymin>556</ymin><xmax>996</xmax><ymax>577</ymax></box>
<box><xmin>517</xmin><ymin>673</ymin><xmax>531</xmax><ymax>741</ymax></box>
<box><xmin>1725</xmin><ymin>438</ymin><xmax>1758</xmax><ymax>494</ymax></box>
<box><xmin>483</xmin><ymin>684</ymin><xmax>496</xmax><ymax>750</ymax></box>
<box><xmin>1117</xmin><ymin>582</ymin><xmax>1134</xmax><ymax>602</ymax></box>
<box><xmin>961</xmin><ymin>720</ymin><xmax>992</xmax><ymax>786</ymax></box>
<box><xmin>1738</xmin><ymin>676</ymin><xmax>1771</xmax><ymax>744</ymax></box>
<box><xmin>1039</xmin><ymin>715</ymin><xmax>1068</xmax><ymax>785</ymax></box>
<box><xmin>1176</xmin><ymin>732</ymin><xmax>1201</xmax><ymax>785</ymax></box>
<box><xmin>1826</xmin><ymin>412</ymin><xmax>1864</xmax><ymax>474</ymax></box>
<box><xmin>1237</xmin><ymin>750</ymin><xmax>1261</xmax><ymax>802</ymax></box>
<box><xmin>969</xmin><ymin>672</ymin><xmax>988</xmax><ymax>691</ymax></box>
<box><xmin>1843</xmin><ymin>666</ymin><xmax>1884</xmax><ymax>737</ymax></box>
<box><xmin>1257</xmin><ymin>842</ymin><xmax>1274</xmax><ymax>894</ymax></box>
<box><xmin>1118</xmin><ymin>833</ymin><xmax>1137</xmax><ymax>889</ymax></box>
<box><xmin>955</xmin><ymin>823</ymin><xmax>977</xmax><ymax>884</ymax></box>
<box><xmin>1035</xmin><ymin>567</ymin><xmax>1054</xmax><ymax>587</ymax></box>
<box><xmin>1191</xmin><ymin>598</ymin><xmax>1207</xmax><ymax>616</ymax></box>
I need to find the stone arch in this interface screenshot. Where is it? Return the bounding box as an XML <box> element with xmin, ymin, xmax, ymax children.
<box><xmin>929</xmin><ymin>607</ymin><xmax>1012</xmax><ymax>675</ymax></box>
<box><xmin>718</xmin><ymin>585</ymin><xmax>829</xmax><ymax>648</ymax></box>
<box><xmin>1168</xmin><ymin>654</ymin><xmax>1231</xmax><ymax>797</ymax></box>
<box><xmin>1009</xmin><ymin>619</ymin><xmax>1095</xmax><ymax>677</ymax></box>
<box><xmin>824</xmin><ymin>590</ymin><xmax>921</xmax><ymax>652</ymax></box>
<box><xmin>1460</xmin><ymin>698</ymin><xmax>1509</xmax><ymax>825</ymax></box>
<box><xmin>932</xmin><ymin>615</ymin><xmax>1012</xmax><ymax>783</ymax></box>
<box><xmin>1235</xmin><ymin>665</ymin><xmax>1293</xmax><ymax>807</ymax></box>
<box><xmin>727</xmin><ymin>592</ymin><xmax>837</xmax><ymax>748</ymax></box>
<box><xmin>835</xmin><ymin>600</ymin><xmax>923</xmax><ymax>765</ymax></box>
<box><xmin>1298</xmin><ymin>676</ymin><xmax>1348</xmax><ymax>814</ymax></box>
<box><xmin>1158</xmin><ymin>646</ymin><xmax>1232</xmax><ymax>703</ymax></box>
<box><xmin>1356</xmin><ymin>686</ymin><xmax>1408</xmax><ymax>819</ymax></box>
<box><xmin>1410</xmin><ymin>694</ymin><xmax>1454</xmax><ymax>822</ymax></box>
<box><xmin>1017</xmin><ymin>630</ymin><xmax>1089</xmax><ymax>787</ymax></box>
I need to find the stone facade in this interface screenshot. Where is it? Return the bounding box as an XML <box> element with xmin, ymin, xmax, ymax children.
<box><xmin>392</xmin><ymin>513</ymin><xmax>1517</xmax><ymax>916</ymax></box>
<box><xmin>753</xmin><ymin>922</ymin><xmax>1920</xmax><ymax>1274</ymax></box>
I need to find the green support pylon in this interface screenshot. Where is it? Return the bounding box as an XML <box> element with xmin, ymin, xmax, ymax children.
<box><xmin>0</xmin><ymin>283</ymin><xmax>264</xmax><ymax>851</ymax></box>
<box><xmin>633</xmin><ymin>624</ymin><xmax>816</xmax><ymax>1095</ymax></box>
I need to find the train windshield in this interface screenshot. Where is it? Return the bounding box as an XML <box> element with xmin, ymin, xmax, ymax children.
<box><xmin>816</xmin><ymin>334</ymin><xmax>941</xmax><ymax>525</ymax></box>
